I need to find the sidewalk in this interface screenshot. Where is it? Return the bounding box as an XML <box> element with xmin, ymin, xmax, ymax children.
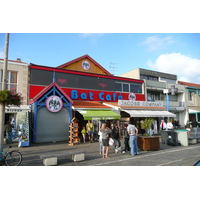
<box><xmin>1</xmin><ymin>134</ymin><xmax>186</xmax><ymax>166</ymax></box>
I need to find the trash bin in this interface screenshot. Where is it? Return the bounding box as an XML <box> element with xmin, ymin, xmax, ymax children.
<box><xmin>160</xmin><ymin>130</ymin><xmax>168</xmax><ymax>145</ymax></box>
<box><xmin>167</xmin><ymin>131</ymin><xmax>178</xmax><ymax>146</ymax></box>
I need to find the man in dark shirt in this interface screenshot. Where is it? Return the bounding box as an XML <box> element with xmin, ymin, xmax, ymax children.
<box><xmin>191</xmin><ymin>119</ymin><xmax>198</xmax><ymax>137</ymax></box>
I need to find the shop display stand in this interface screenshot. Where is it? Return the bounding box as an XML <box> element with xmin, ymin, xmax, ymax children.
<box><xmin>69</xmin><ymin>117</ymin><xmax>80</xmax><ymax>146</ymax></box>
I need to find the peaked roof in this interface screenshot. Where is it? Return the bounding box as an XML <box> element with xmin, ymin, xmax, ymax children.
<box><xmin>29</xmin><ymin>82</ymin><xmax>73</xmax><ymax>104</ymax></box>
<box><xmin>178</xmin><ymin>81</ymin><xmax>200</xmax><ymax>88</ymax></box>
<box><xmin>56</xmin><ymin>54</ymin><xmax>112</xmax><ymax>76</ymax></box>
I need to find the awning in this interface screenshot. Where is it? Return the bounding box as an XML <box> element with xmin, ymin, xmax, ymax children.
<box><xmin>188</xmin><ymin>107</ymin><xmax>200</xmax><ymax>113</ymax></box>
<box><xmin>77</xmin><ymin>109</ymin><xmax>121</xmax><ymax>120</ymax></box>
<box><xmin>123</xmin><ymin>110</ymin><xmax>176</xmax><ymax>117</ymax></box>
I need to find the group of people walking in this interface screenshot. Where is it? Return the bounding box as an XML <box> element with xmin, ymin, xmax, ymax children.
<box><xmin>98</xmin><ymin>121</ymin><xmax>139</xmax><ymax>158</ymax></box>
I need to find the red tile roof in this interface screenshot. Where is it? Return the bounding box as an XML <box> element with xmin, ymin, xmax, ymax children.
<box><xmin>56</xmin><ymin>54</ymin><xmax>112</xmax><ymax>76</ymax></box>
<box><xmin>73</xmin><ymin>101</ymin><xmax>110</xmax><ymax>109</ymax></box>
<box><xmin>178</xmin><ymin>81</ymin><xmax>200</xmax><ymax>88</ymax></box>
<box><xmin>188</xmin><ymin>106</ymin><xmax>200</xmax><ymax>111</ymax></box>
<box><xmin>0</xmin><ymin>58</ymin><xmax>27</xmax><ymax>64</ymax></box>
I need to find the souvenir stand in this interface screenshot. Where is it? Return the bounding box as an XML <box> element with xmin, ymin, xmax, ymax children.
<box><xmin>18</xmin><ymin>112</ymin><xmax>30</xmax><ymax>147</ymax></box>
<box><xmin>69</xmin><ymin>117</ymin><xmax>80</xmax><ymax>146</ymax></box>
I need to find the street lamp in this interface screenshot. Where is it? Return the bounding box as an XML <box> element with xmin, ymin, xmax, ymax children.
<box><xmin>163</xmin><ymin>85</ymin><xmax>178</xmax><ymax>111</ymax></box>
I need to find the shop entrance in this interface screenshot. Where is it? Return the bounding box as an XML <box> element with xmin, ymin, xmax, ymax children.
<box><xmin>36</xmin><ymin>107</ymin><xmax>69</xmax><ymax>143</ymax></box>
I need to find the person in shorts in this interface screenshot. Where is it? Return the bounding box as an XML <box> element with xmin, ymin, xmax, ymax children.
<box><xmin>86</xmin><ymin>120</ymin><xmax>94</xmax><ymax>143</ymax></box>
<box><xmin>101</xmin><ymin>123</ymin><xmax>112</xmax><ymax>158</ymax></box>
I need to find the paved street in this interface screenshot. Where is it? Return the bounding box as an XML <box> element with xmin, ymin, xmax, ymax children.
<box><xmin>2</xmin><ymin>136</ymin><xmax>200</xmax><ymax>166</ymax></box>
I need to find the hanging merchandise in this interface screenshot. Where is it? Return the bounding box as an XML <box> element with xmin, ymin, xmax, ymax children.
<box><xmin>18</xmin><ymin>112</ymin><xmax>30</xmax><ymax>147</ymax></box>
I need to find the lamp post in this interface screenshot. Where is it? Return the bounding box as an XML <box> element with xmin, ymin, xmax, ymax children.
<box><xmin>0</xmin><ymin>33</ymin><xmax>9</xmax><ymax>161</ymax></box>
<box><xmin>163</xmin><ymin>85</ymin><xmax>178</xmax><ymax>112</ymax></box>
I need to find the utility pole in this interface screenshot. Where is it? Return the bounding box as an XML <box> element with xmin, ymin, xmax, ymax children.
<box><xmin>0</xmin><ymin>33</ymin><xmax>9</xmax><ymax>160</ymax></box>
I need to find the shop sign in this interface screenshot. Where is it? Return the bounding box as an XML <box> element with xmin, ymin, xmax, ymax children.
<box><xmin>5</xmin><ymin>106</ymin><xmax>30</xmax><ymax>113</ymax></box>
<box><xmin>118</xmin><ymin>100</ymin><xmax>163</xmax><ymax>107</ymax></box>
<box><xmin>71</xmin><ymin>89</ymin><xmax>123</xmax><ymax>101</ymax></box>
<box><xmin>46</xmin><ymin>96</ymin><xmax>63</xmax><ymax>112</ymax></box>
<box><xmin>82</xmin><ymin>60</ymin><xmax>90</xmax><ymax>70</ymax></box>
<box><xmin>6</xmin><ymin>108</ymin><xmax>23</xmax><ymax>112</ymax></box>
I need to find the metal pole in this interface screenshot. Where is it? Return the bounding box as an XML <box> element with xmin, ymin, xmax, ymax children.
<box><xmin>0</xmin><ymin>33</ymin><xmax>9</xmax><ymax>160</ymax></box>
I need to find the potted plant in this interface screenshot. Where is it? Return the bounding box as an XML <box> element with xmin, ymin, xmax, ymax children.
<box><xmin>141</xmin><ymin>118</ymin><xmax>155</xmax><ymax>136</ymax></box>
<box><xmin>0</xmin><ymin>90</ymin><xmax>23</xmax><ymax>106</ymax></box>
<box><xmin>138</xmin><ymin>118</ymin><xmax>160</xmax><ymax>151</ymax></box>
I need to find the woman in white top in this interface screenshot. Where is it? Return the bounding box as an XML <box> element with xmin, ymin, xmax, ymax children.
<box><xmin>167</xmin><ymin>120</ymin><xmax>173</xmax><ymax>130</ymax></box>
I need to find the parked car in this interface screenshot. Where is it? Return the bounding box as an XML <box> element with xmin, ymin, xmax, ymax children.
<box><xmin>194</xmin><ymin>160</ymin><xmax>200</xmax><ymax>166</ymax></box>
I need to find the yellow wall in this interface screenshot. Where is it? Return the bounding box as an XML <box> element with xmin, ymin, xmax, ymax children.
<box><xmin>62</xmin><ymin>58</ymin><xmax>109</xmax><ymax>75</ymax></box>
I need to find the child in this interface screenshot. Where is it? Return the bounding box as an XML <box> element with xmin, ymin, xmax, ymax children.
<box><xmin>81</xmin><ymin>126</ymin><xmax>87</xmax><ymax>143</ymax></box>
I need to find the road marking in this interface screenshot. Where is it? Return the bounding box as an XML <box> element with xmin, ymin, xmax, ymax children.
<box><xmin>93</xmin><ymin>145</ymin><xmax>200</xmax><ymax>166</ymax></box>
<box><xmin>158</xmin><ymin>159</ymin><xmax>183</xmax><ymax>166</ymax></box>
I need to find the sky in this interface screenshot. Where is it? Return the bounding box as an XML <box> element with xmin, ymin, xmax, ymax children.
<box><xmin>0</xmin><ymin>33</ymin><xmax>200</xmax><ymax>84</ymax></box>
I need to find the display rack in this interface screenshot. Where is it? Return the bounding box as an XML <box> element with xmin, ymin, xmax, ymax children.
<box><xmin>69</xmin><ymin>117</ymin><xmax>80</xmax><ymax>146</ymax></box>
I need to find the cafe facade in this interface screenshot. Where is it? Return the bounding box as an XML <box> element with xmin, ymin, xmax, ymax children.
<box><xmin>29</xmin><ymin>55</ymin><xmax>175</xmax><ymax>143</ymax></box>
<box><xmin>29</xmin><ymin>55</ymin><xmax>146</xmax><ymax>142</ymax></box>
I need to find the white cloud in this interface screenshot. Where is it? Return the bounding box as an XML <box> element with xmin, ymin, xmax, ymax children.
<box><xmin>147</xmin><ymin>53</ymin><xmax>200</xmax><ymax>84</ymax></box>
<box><xmin>141</xmin><ymin>35</ymin><xmax>176</xmax><ymax>51</ymax></box>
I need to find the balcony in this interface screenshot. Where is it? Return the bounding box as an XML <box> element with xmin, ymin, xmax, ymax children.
<box><xmin>154</xmin><ymin>100</ymin><xmax>185</xmax><ymax>111</ymax></box>
<box><xmin>145</xmin><ymin>80</ymin><xmax>166</xmax><ymax>90</ymax></box>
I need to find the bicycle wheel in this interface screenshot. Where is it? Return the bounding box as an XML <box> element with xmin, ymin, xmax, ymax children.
<box><xmin>5</xmin><ymin>151</ymin><xmax>22</xmax><ymax>166</ymax></box>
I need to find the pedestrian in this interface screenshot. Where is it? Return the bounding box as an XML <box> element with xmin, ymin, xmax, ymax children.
<box><xmin>101</xmin><ymin>123</ymin><xmax>112</xmax><ymax>158</ymax></box>
<box><xmin>127</xmin><ymin>121</ymin><xmax>139</xmax><ymax>156</ymax></box>
<box><xmin>4</xmin><ymin>121</ymin><xmax>14</xmax><ymax>144</ymax></box>
<box><xmin>112</xmin><ymin>124</ymin><xmax>121</xmax><ymax>152</ymax></box>
<box><xmin>191</xmin><ymin>119</ymin><xmax>199</xmax><ymax>137</ymax></box>
<box><xmin>160</xmin><ymin>119</ymin><xmax>167</xmax><ymax>130</ymax></box>
<box><xmin>98</xmin><ymin>128</ymin><xmax>103</xmax><ymax>154</ymax></box>
<box><xmin>166</xmin><ymin>120</ymin><xmax>173</xmax><ymax>130</ymax></box>
<box><xmin>81</xmin><ymin>126</ymin><xmax>87</xmax><ymax>143</ymax></box>
<box><xmin>86</xmin><ymin>120</ymin><xmax>94</xmax><ymax>142</ymax></box>
<box><xmin>122</xmin><ymin>124</ymin><xmax>130</xmax><ymax>153</ymax></box>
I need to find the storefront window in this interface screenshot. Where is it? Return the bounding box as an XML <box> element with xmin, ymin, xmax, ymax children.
<box><xmin>122</xmin><ymin>83</ymin><xmax>129</xmax><ymax>92</ymax></box>
<box><xmin>189</xmin><ymin>114</ymin><xmax>196</xmax><ymax>121</ymax></box>
<box><xmin>115</xmin><ymin>82</ymin><xmax>122</xmax><ymax>91</ymax></box>
<box><xmin>130</xmin><ymin>83</ymin><xmax>142</xmax><ymax>93</ymax></box>
<box><xmin>198</xmin><ymin>113</ymin><xmax>200</xmax><ymax>122</ymax></box>
<box><xmin>115</xmin><ymin>82</ymin><xmax>142</xmax><ymax>94</ymax></box>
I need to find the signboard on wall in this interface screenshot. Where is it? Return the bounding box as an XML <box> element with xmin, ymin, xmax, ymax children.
<box><xmin>118</xmin><ymin>100</ymin><xmax>163</xmax><ymax>107</ymax></box>
<box><xmin>46</xmin><ymin>96</ymin><xmax>63</xmax><ymax>112</ymax></box>
<box><xmin>30</xmin><ymin>86</ymin><xmax>146</xmax><ymax>102</ymax></box>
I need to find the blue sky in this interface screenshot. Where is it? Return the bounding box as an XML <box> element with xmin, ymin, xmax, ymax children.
<box><xmin>1</xmin><ymin>1</ymin><xmax>200</xmax><ymax>84</ymax></box>
<box><xmin>0</xmin><ymin>33</ymin><xmax>200</xmax><ymax>83</ymax></box>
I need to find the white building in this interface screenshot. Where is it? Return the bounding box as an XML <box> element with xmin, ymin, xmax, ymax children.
<box><xmin>0</xmin><ymin>58</ymin><xmax>30</xmax><ymax>137</ymax></box>
<box><xmin>120</xmin><ymin>68</ymin><xmax>186</xmax><ymax>127</ymax></box>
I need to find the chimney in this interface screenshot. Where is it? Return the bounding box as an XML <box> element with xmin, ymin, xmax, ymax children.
<box><xmin>16</xmin><ymin>58</ymin><xmax>21</xmax><ymax>61</ymax></box>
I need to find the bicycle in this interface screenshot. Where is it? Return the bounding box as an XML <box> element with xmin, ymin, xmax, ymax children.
<box><xmin>0</xmin><ymin>146</ymin><xmax>22</xmax><ymax>166</ymax></box>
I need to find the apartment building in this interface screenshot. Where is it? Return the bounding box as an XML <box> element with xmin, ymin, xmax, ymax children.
<box><xmin>0</xmin><ymin>58</ymin><xmax>30</xmax><ymax>136</ymax></box>
<box><xmin>178</xmin><ymin>81</ymin><xmax>200</xmax><ymax>126</ymax></box>
<box><xmin>120</xmin><ymin>68</ymin><xmax>186</xmax><ymax>127</ymax></box>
